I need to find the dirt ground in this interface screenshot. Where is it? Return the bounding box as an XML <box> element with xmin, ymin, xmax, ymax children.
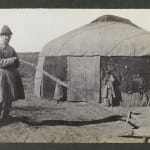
<box><xmin>0</xmin><ymin>77</ymin><xmax>150</xmax><ymax>143</ymax></box>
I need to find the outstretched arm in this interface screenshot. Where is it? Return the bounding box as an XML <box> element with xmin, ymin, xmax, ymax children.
<box><xmin>0</xmin><ymin>57</ymin><xmax>18</xmax><ymax>68</ymax></box>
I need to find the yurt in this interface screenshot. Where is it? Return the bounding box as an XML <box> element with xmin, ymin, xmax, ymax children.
<box><xmin>34</xmin><ymin>15</ymin><xmax>150</xmax><ymax>106</ymax></box>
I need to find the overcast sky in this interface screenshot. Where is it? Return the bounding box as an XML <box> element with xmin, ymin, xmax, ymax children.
<box><xmin>0</xmin><ymin>9</ymin><xmax>150</xmax><ymax>53</ymax></box>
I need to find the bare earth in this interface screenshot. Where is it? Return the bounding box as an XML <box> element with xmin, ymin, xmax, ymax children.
<box><xmin>0</xmin><ymin>77</ymin><xmax>150</xmax><ymax>143</ymax></box>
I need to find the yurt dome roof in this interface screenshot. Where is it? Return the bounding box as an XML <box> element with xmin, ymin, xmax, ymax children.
<box><xmin>40</xmin><ymin>15</ymin><xmax>150</xmax><ymax>57</ymax></box>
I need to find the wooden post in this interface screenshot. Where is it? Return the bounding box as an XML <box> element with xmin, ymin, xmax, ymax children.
<box><xmin>124</xmin><ymin>111</ymin><xmax>131</xmax><ymax>129</ymax></box>
<box><xmin>99</xmin><ymin>56</ymin><xmax>102</xmax><ymax>103</ymax></box>
<box><xmin>143</xmin><ymin>137</ymin><xmax>148</xmax><ymax>143</ymax></box>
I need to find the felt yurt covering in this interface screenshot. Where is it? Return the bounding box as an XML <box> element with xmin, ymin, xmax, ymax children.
<box><xmin>34</xmin><ymin>15</ymin><xmax>150</xmax><ymax>106</ymax></box>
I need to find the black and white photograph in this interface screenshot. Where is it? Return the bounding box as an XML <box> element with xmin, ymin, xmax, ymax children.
<box><xmin>0</xmin><ymin>9</ymin><xmax>150</xmax><ymax>143</ymax></box>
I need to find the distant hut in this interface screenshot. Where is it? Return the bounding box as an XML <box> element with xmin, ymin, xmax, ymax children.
<box><xmin>34</xmin><ymin>15</ymin><xmax>150</xmax><ymax>106</ymax></box>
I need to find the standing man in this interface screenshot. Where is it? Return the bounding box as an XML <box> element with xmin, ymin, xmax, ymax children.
<box><xmin>0</xmin><ymin>25</ymin><xmax>25</xmax><ymax>120</ymax></box>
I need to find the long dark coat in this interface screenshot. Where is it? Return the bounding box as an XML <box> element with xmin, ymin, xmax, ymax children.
<box><xmin>0</xmin><ymin>44</ymin><xmax>25</xmax><ymax>103</ymax></box>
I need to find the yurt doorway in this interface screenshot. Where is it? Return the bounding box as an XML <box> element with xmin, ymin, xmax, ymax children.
<box><xmin>100</xmin><ymin>56</ymin><xmax>150</xmax><ymax>107</ymax></box>
<box><xmin>67</xmin><ymin>56</ymin><xmax>100</xmax><ymax>102</ymax></box>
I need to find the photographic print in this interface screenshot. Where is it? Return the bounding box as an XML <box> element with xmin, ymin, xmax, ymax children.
<box><xmin>0</xmin><ymin>9</ymin><xmax>150</xmax><ymax>143</ymax></box>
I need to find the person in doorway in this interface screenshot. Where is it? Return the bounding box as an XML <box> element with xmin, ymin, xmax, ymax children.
<box><xmin>102</xmin><ymin>70</ymin><xmax>116</xmax><ymax>107</ymax></box>
<box><xmin>0</xmin><ymin>25</ymin><xmax>25</xmax><ymax>120</ymax></box>
<box><xmin>135</xmin><ymin>73</ymin><xmax>146</xmax><ymax>96</ymax></box>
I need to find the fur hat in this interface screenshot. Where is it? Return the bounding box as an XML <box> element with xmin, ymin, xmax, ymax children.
<box><xmin>0</xmin><ymin>25</ymin><xmax>12</xmax><ymax>35</ymax></box>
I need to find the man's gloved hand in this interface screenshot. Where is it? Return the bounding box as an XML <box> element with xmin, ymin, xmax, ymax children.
<box><xmin>13</xmin><ymin>57</ymin><xmax>19</xmax><ymax>61</ymax></box>
<box><xmin>14</xmin><ymin>57</ymin><xmax>20</xmax><ymax>68</ymax></box>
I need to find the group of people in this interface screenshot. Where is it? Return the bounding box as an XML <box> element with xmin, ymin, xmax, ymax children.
<box><xmin>120</xmin><ymin>73</ymin><xmax>146</xmax><ymax>95</ymax></box>
<box><xmin>102</xmin><ymin>65</ymin><xmax>147</xmax><ymax>107</ymax></box>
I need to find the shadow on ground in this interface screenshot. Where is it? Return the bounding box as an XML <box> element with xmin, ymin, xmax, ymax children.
<box><xmin>18</xmin><ymin>115</ymin><xmax>139</xmax><ymax>129</ymax></box>
<box><xmin>0</xmin><ymin>115</ymin><xmax>139</xmax><ymax>129</ymax></box>
<box><xmin>12</xmin><ymin>106</ymin><xmax>65</xmax><ymax>111</ymax></box>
